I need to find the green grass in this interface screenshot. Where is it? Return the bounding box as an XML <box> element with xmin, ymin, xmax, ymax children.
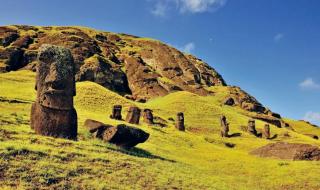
<box><xmin>1</xmin><ymin>70</ymin><xmax>320</xmax><ymax>190</ymax></box>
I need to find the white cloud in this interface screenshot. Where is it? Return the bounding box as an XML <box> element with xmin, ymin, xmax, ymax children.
<box><xmin>303</xmin><ymin>111</ymin><xmax>320</xmax><ymax>126</ymax></box>
<box><xmin>299</xmin><ymin>78</ymin><xmax>320</xmax><ymax>90</ymax></box>
<box><xmin>274</xmin><ymin>33</ymin><xmax>284</xmax><ymax>42</ymax></box>
<box><xmin>180</xmin><ymin>0</ymin><xmax>227</xmax><ymax>13</ymax></box>
<box><xmin>180</xmin><ymin>42</ymin><xmax>195</xmax><ymax>53</ymax></box>
<box><xmin>149</xmin><ymin>0</ymin><xmax>227</xmax><ymax>17</ymax></box>
<box><xmin>151</xmin><ymin>1</ymin><xmax>170</xmax><ymax>17</ymax></box>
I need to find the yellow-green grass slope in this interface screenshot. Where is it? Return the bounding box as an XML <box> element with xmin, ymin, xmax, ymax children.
<box><xmin>0</xmin><ymin>70</ymin><xmax>320</xmax><ymax>190</ymax></box>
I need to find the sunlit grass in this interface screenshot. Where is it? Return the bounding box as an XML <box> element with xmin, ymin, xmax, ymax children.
<box><xmin>1</xmin><ymin>70</ymin><xmax>320</xmax><ymax>189</ymax></box>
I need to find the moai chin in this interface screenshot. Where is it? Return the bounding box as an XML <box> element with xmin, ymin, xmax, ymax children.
<box><xmin>248</xmin><ymin>119</ymin><xmax>257</xmax><ymax>136</ymax></box>
<box><xmin>30</xmin><ymin>44</ymin><xmax>77</xmax><ymax>140</ymax></box>
<box><xmin>220</xmin><ymin>115</ymin><xmax>229</xmax><ymax>137</ymax></box>
<box><xmin>175</xmin><ymin>112</ymin><xmax>185</xmax><ymax>131</ymax></box>
<box><xmin>126</xmin><ymin>106</ymin><xmax>141</xmax><ymax>124</ymax></box>
<box><xmin>143</xmin><ymin>109</ymin><xmax>154</xmax><ymax>125</ymax></box>
<box><xmin>263</xmin><ymin>124</ymin><xmax>271</xmax><ymax>139</ymax></box>
<box><xmin>110</xmin><ymin>105</ymin><xmax>122</xmax><ymax>120</ymax></box>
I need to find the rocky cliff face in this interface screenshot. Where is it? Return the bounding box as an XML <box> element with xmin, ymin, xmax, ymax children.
<box><xmin>0</xmin><ymin>25</ymin><xmax>280</xmax><ymax>119</ymax></box>
<box><xmin>0</xmin><ymin>25</ymin><xmax>225</xmax><ymax>98</ymax></box>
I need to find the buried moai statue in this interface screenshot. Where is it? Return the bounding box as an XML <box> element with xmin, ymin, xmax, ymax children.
<box><xmin>248</xmin><ymin>119</ymin><xmax>257</xmax><ymax>136</ymax></box>
<box><xmin>220</xmin><ymin>115</ymin><xmax>229</xmax><ymax>137</ymax></box>
<box><xmin>30</xmin><ymin>44</ymin><xmax>77</xmax><ymax>140</ymax></box>
<box><xmin>126</xmin><ymin>106</ymin><xmax>141</xmax><ymax>124</ymax></box>
<box><xmin>110</xmin><ymin>105</ymin><xmax>122</xmax><ymax>120</ymax></box>
<box><xmin>175</xmin><ymin>112</ymin><xmax>185</xmax><ymax>131</ymax></box>
<box><xmin>143</xmin><ymin>109</ymin><xmax>154</xmax><ymax>125</ymax></box>
<box><xmin>263</xmin><ymin>124</ymin><xmax>271</xmax><ymax>139</ymax></box>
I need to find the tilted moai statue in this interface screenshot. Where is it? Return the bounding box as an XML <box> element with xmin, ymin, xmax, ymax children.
<box><xmin>30</xmin><ymin>44</ymin><xmax>77</xmax><ymax>140</ymax></box>
<box><xmin>248</xmin><ymin>119</ymin><xmax>257</xmax><ymax>136</ymax></box>
<box><xmin>110</xmin><ymin>105</ymin><xmax>122</xmax><ymax>120</ymax></box>
<box><xmin>143</xmin><ymin>109</ymin><xmax>154</xmax><ymax>125</ymax></box>
<box><xmin>220</xmin><ymin>115</ymin><xmax>229</xmax><ymax>137</ymax></box>
<box><xmin>263</xmin><ymin>124</ymin><xmax>270</xmax><ymax>139</ymax></box>
<box><xmin>175</xmin><ymin>112</ymin><xmax>185</xmax><ymax>131</ymax></box>
<box><xmin>126</xmin><ymin>106</ymin><xmax>141</xmax><ymax>124</ymax></box>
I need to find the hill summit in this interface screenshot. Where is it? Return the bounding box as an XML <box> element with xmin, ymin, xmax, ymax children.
<box><xmin>0</xmin><ymin>25</ymin><xmax>283</xmax><ymax>123</ymax></box>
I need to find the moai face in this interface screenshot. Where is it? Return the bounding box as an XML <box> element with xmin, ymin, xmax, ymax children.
<box><xmin>36</xmin><ymin>45</ymin><xmax>75</xmax><ymax>110</ymax></box>
<box><xmin>177</xmin><ymin>113</ymin><xmax>184</xmax><ymax>122</ymax></box>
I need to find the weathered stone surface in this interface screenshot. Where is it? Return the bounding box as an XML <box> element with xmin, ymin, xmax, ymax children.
<box><xmin>1</xmin><ymin>32</ymin><xmax>19</xmax><ymax>47</ymax></box>
<box><xmin>30</xmin><ymin>44</ymin><xmax>77</xmax><ymax>140</ymax></box>
<box><xmin>248</xmin><ymin>119</ymin><xmax>257</xmax><ymax>136</ymax></box>
<box><xmin>251</xmin><ymin>142</ymin><xmax>320</xmax><ymax>161</ymax></box>
<box><xmin>102</xmin><ymin>124</ymin><xmax>149</xmax><ymax>148</ymax></box>
<box><xmin>126</xmin><ymin>106</ymin><xmax>141</xmax><ymax>124</ymax></box>
<box><xmin>263</xmin><ymin>124</ymin><xmax>270</xmax><ymax>139</ymax></box>
<box><xmin>175</xmin><ymin>112</ymin><xmax>185</xmax><ymax>131</ymax></box>
<box><xmin>224</xmin><ymin>97</ymin><xmax>235</xmax><ymax>106</ymax></box>
<box><xmin>110</xmin><ymin>105</ymin><xmax>122</xmax><ymax>120</ymax></box>
<box><xmin>143</xmin><ymin>109</ymin><xmax>154</xmax><ymax>125</ymax></box>
<box><xmin>4</xmin><ymin>47</ymin><xmax>25</xmax><ymax>71</ymax></box>
<box><xmin>220</xmin><ymin>115</ymin><xmax>229</xmax><ymax>137</ymax></box>
<box><xmin>84</xmin><ymin>119</ymin><xmax>113</xmax><ymax>138</ymax></box>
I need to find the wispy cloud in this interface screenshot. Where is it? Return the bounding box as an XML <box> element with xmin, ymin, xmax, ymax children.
<box><xmin>151</xmin><ymin>1</ymin><xmax>171</xmax><ymax>17</ymax></box>
<box><xmin>273</xmin><ymin>33</ymin><xmax>284</xmax><ymax>42</ymax></box>
<box><xmin>303</xmin><ymin>111</ymin><xmax>320</xmax><ymax>126</ymax></box>
<box><xmin>299</xmin><ymin>78</ymin><xmax>320</xmax><ymax>90</ymax></box>
<box><xmin>180</xmin><ymin>42</ymin><xmax>195</xmax><ymax>53</ymax></box>
<box><xmin>149</xmin><ymin>0</ymin><xmax>227</xmax><ymax>17</ymax></box>
<box><xmin>180</xmin><ymin>0</ymin><xmax>227</xmax><ymax>13</ymax></box>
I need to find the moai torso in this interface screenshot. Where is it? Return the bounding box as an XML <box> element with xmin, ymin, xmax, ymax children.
<box><xmin>264</xmin><ymin>124</ymin><xmax>270</xmax><ymax>139</ymax></box>
<box><xmin>126</xmin><ymin>106</ymin><xmax>141</xmax><ymax>124</ymax></box>
<box><xmin>111</xmin><ymin>105</ymin><xmax>122</xmax><ymax>120</ymax></box>
<box><xmin>248</xmin><ymin>119</ymin><xmax>257</xmax><ymax>135</ymax></box>
<box><xmin>220</xmin><ymin>115</ymin><xmax>229</xmax><ymax>137</ymax></box>
<box><xmin>176</xmin><ymin>112</ymin><xmax>185</xmax><ymax>131</ymax></box>
<box><xmin>143</xmin><ymin>109</ymin><xmax>154</xmax><ymax>125</ymax></box>
<box><xmin>30</xmin><ymin>44</ymin><xmax>77</xmax><ymax>140</ymax></box>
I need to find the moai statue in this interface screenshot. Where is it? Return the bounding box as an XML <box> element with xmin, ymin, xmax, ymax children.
<box><xmin>248</xmin><ymin>119</ymin><xmax>257</xmax><ymax>136</ymax></box>
<box><xmin>110</xmin><ymin>105</ymin><xmax>122</xmax><ymax>120</ymax></box>
<box><xmin>143</xmin><ymin>109</ymin><xmax>154</xmax><ymax>125</ymax></box>
<box><xmin>126</xmin><ymin>106</ymin><xmax>141</xmax><ymax>124</ymax></box>
<box><xmin>220</xmin><ymin>115</ymin><xmax>229</xmax><ymax>137</ymax></box>
<box><xmin>263</xmin><ymin>124</ymin><xmax>270</xmax><ymax>139</ymax></box>
<box><xmin>30</xmin><ymin>44</ymin><xmax>77</xmax><ymax>140</ymax></box>
<box><xmin>175</xmin><ymin>112</ymin><xmax>185</xmax><ymax>131</ymax></box>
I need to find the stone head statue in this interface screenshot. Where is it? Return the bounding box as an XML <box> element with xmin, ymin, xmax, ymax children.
<box><xmin>36</xmin><ymin>44</ymin><xmax>75</xmax><ymax>110</ymax></box>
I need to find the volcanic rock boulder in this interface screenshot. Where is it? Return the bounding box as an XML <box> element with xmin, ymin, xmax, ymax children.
<box><xmin>220</xmin><ymin>115</ymin><xmax>229</xmax><ymax>137</ymax></box>
<box><xmin>175</xmin><ymin>112</ymin><xmax>185</xmax><ymax>131</ymax></box>
<box><xmin>126</xmin><ymin>106</ymin><xmax>141</xmax><ymax>125</ymax></box>
<box><xmin>143</xmin><ymin>109</ymin><xmax>154</xmax><ymax>125</ymax></box>
<box><xmin>102</xmin><ymin>124</ymin><xmax>150</xmax><ymax>148</ymax></box>
<box><xmin>84</xmin><ymin>119</ymin><xmax>113</xmax><ymax>138</ymax></box>
<box><xmin>251</xmin><ymin>142</ymin><xmax>320</xmax><ymax>161</ymax></box>
<box><xmin>30</xmin><ymin>44</ymin><xmax>77</xmax><ymax>140</ymax></box>
<box><xmin>110</xmin><ymin>105</ymin><xmax>122</xmax><ymax>120</ymax></box>
<box><xmin>224</xmin><ymin>97</ymin><xmax>235</xmax><ymax>106</ymax></box>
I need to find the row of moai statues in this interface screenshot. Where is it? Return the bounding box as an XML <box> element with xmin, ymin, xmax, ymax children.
<box><xmin>110</xmin><ymin>105</ymin><xmax>185</xmax><ymax>131</ymax></box>
<box><xmin>220</xmin><ymin>116</ymin><xmax>271</xmax><ymax>139</ymax></box>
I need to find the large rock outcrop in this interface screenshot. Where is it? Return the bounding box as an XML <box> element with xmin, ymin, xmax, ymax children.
<box><xmin>0</xmin><ymin>25</ymin><xmax>225</xmax><ymax>100</ymax></box>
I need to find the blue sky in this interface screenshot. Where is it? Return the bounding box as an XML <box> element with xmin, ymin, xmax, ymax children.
<box><xmin>1</xmin><ymin>0</ymin><xmax>319</xmax><ymax>125</ymax></box>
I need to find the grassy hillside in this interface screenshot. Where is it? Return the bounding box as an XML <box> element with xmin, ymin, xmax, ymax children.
<box><xmin>1</xmin><ymin>70</ymin><xmax>320</xmax><ymax>190</ymax></box>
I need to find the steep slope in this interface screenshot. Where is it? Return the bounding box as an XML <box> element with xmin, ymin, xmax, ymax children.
<box><xmin>1</xmin><ymin>70</ymin><xmax>320</xmax><ymax>190</ymax></box>
<box><xmin>0</xmin><ymin>25</ymin><xmax>225</xmax><ymax>100</ymax></box>
<box><xmin>0</xmin><ymin>25</ymin><xmax>286</xmax><ymax>127</ymax></box>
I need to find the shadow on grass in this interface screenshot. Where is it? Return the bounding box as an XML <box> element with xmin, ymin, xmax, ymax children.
<box><xmin>107</xmin><ymin>146</ymin><xmax>176</xmax><ymax>163</ymax></box>
<box><xmin>228</xmin><ymin>133</ymin><xmax>241</xmax><ymax>138</ymax></box>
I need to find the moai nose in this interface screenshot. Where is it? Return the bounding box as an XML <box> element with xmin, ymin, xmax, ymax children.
<box><xmin>45</xmin><ymin>63</ymin><xmax>65</xmax><ymax>89</ymax></box>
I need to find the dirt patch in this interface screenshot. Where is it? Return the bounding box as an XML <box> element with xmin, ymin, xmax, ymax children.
<box><xmin>251</xmin><ymin>142</ymin><xmax>320</xmax><ymax>161</ymax></box>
